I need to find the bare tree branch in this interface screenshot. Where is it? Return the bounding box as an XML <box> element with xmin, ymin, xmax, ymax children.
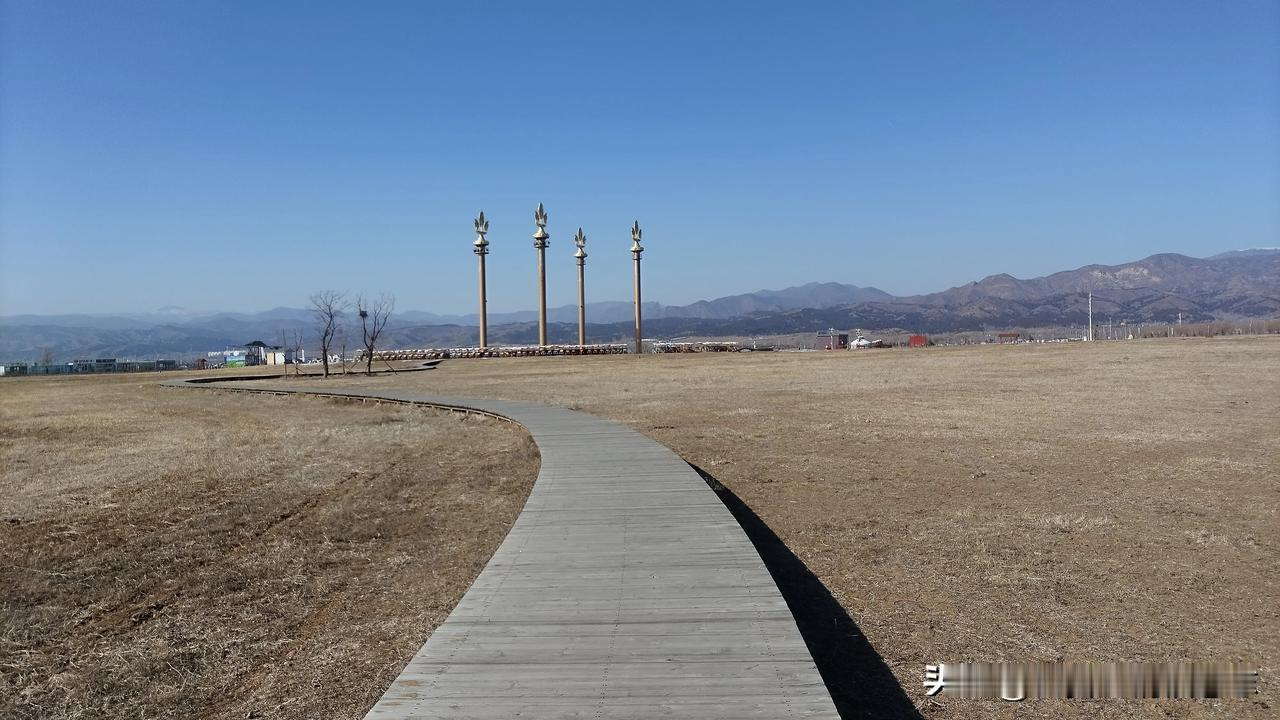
<box><xmin>356</xmin><ymin>293</ymin><xmax>395</xmax><ymax>376</ymax></box>
<box><xmin>309</xmin><ymin>291</ymin><xmax>347</xmax><ymax>379</ymax></box>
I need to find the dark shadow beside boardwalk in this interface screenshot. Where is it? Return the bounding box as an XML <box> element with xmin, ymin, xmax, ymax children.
<box><xmin>692</xmin><ymin>464</ymin><xmax>924</xmax><ymax>720</ymax></box>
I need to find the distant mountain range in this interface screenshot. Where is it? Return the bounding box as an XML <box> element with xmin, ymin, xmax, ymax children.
<box><xmin>386</xmin><ymin>282</ymin><xmax>890</xmax><ymax>326</ymax></box>
<box><xmin>2</xmin><ymin>249</ymin><xmax>1277</xmax><ymax>361</ymax></box>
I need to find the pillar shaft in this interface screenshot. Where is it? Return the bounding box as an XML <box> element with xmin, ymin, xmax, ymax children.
<box><xmin>633</xmin><ymin>256</ymin><xmax>642</xmax><ymax>354</ymax></box>
<box><xmin>577</xmin><ymin>259</ymin><xmax>586</xmax><ymax>346</ymax></box>
<box><xmin>478</xmin><ymin>253</ymin><xmax>488</xmax><ymax>348</ymax></box>
<box><xmin>537</xmin><ymin>247</ymin><xmax>548</xmax><ymax>346</ymax></box>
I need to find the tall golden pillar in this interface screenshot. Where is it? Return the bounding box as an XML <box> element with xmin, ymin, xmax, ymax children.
<box><xmin>533</xmin><ymin>203</ymin><xmax>550</xmax><ymax>347</ymax></box>
<box><xmin>631</xmin><ymin>221</ymin><xmax>644</xmax><ymax>354</ymax></box>
<box><xmin>574</xmin><ymin>227</ymin><xmax>587</xmax><ymax>346</ymax></box>
<box><xmin>473</xmin><ymin>211</ymin><xmax>490</xmax><ymax>349</ymax></box>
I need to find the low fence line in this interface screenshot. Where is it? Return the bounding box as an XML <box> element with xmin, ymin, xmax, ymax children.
<box><xmin>369</xmin><ymin>343</ymin><xmax>629</xmax><ymax>360</ymax></box>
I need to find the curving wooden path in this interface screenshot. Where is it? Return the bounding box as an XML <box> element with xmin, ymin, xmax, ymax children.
<box><xmin>168</xmin><ymin>379</ymin><xmax>839</xmax><ymax>719</ymax></box>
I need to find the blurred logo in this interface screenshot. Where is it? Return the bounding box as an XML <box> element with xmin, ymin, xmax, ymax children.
<box><xmin>924</xmin><ymin>662</ymin><xmax>1259</xmax><ymax>700</ymax></box>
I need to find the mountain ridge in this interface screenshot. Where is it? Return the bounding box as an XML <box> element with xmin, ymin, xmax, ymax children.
<box><xmin>3</xmin><ymin>249</ymin><xmax>1277</xmax><ymax>361</ymax></box>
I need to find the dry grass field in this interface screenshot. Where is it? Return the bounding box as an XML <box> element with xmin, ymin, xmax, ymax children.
<box><xmin>3</xmin><ymin>336</ymin><xmax>1276</xmax><ymax>719</ymax></box>
<box><xmin>0</xmin><ymin>374</ymin><xmax>539</xmax><ymax>719</ymax></box>
<box><xmin>325</xmin><ymin>336</ymin><xmax>1276</xmax><ymax>720</ymax></box>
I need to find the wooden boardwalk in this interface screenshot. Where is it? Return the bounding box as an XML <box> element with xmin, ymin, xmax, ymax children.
<box><xmin>170</xmin><ymin>380</ymin><xmax>840</xmax><ymax>719</ymax></box>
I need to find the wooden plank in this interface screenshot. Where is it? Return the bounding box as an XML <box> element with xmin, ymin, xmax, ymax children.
<box><xmin>168</xmin><ymin>380</ymin><xmax>840</xmax><ymax>719</ymax></box>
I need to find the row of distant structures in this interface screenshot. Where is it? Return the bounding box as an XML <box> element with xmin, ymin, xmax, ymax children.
<box><xmin>0</xmin><ymin>340</ymin><xmax>307</xmax><ymax>377</ymax></box>
<box><xmin>373</xmin><ymin>204</ymin><xmax>647</xmax><ymax>360</ymax></box>
<box><xmin>0</xmin><ymin>357</ymin><xmax>179</xmax><ymax>377</ymax></box>
<box><xmin>649</xmin><ymin>331</ymin><xmax>928</xmax><ymax>353</ymax></box>
<box><xmin>363</xmin><ymin>204</ymin><xmax>645</xmax><ymax>362</ymax></box>
<box><xmin>472</xmin><ymin>205</ymin><xmax>645</xmax><ymax>352</ymax></box>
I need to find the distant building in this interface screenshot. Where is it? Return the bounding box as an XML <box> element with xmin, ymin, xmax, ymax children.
<box><xmin>207</xmin><ymin>341</ymin><xmax>287</xmax><ymax>367</ymax></box>
<box><xmin>908</xmin><ymin>334</ymin><xmax>929</xmax><ymax>348</ymax></box>
<box><xmin>815</xmin><ymin>329</ymin><xmax>849</xmax><ymax>350</ymax></box>
<box><xmin>240</xmin><ymin>340</ymin><xmax>287</xmax><ymax>365</ymax></box>
<box><xmin>24</xmin><ymin>364</ymin><xmax>74</xmax><ymax>375</ymax></box>
<box><xmin>73</xmin><ymin>358</ymin><xmax>118</xmax><ymax>373</ymax></box>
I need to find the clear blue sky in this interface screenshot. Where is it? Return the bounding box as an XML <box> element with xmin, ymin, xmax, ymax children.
<box><xmin>2</xmin><ymin>0</ymin><xmax>1277</xmax><ymax>316</ymax></box>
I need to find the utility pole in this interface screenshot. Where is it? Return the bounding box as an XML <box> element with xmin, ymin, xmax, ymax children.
<box><xmin>533</xmin><ymin>203</ymin><xmax>550</xmax><ymax>347</ymax></box>
<box><xmin>574</xmin><ymin>227</ymin><xmax>587</xmax><ymax>346</ymax></box>
<box><xmin>474</xmin><ymin>211</ymin><xmax>490</xmax><ymax>349</ymax></box>
<box><xmin>1087</xmin><ymin>292</ymin><xmax>1094</xmax><ymax>341</ymax></box>
<box><xmin>631</xmin><ymin>220</ymin><xmax>644</xmax><ymax>354</ymax></box>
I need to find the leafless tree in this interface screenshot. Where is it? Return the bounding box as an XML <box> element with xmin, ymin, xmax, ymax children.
<box><xmin>38</xmin><ymin>347</ymin><xmax>54</xmax><ymax>366</ymax></box>
<box><xmin>309</xmin><ymin>290</ymin><xmax>347</xmax><ymax>378</ymax></box>
<box><xmin>356</xmin><ymin>293</ymin><xmax>395</xmax><ymax>375</ymax></box>
<box><xmin>290</xmin><ymin>329</ymin><xmax>305</xmax><ymax>375</ymax></box>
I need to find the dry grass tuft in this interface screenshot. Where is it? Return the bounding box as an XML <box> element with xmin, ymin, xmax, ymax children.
<box><xmin>1029</xmin><ymin>513</ymin><xmax>1116</xmax><ymax>533</ymax></box>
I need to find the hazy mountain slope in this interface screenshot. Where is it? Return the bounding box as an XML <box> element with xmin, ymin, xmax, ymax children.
<box><xmin>904</xmin><ymin>251</ymin><xmax>1280</xmax><ymax>306</ymax></box>
<box><xmin>395</xmin><ymin>284</ymin><xmax>889</xmax><ymax>325</ymax></box>
<box><xmin>1209</xmin><ymin>248</ymin><xmax>1280</xmax><ymax>260</ymax></box>
<box><xmin>2</xmin><ymin>250</ymin><xmax>1276</xmax><ymax>361</ymax></box>
<box><xmin>666</xmin><ymin>282</ymin><xmax>892</xmax><ymax>319</ymax></box>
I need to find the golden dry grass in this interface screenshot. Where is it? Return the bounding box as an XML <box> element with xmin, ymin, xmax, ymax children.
<box><xmin>3</xmin><ymin>337</ymin><xmax>1276</xmax><ymax>719</ymax></box>
<box><xmin>325</xmin><ymin>336</ymin><xmax>1278</xmax><ymax>719</ymax></box>
<box><xmin>0</xmin><ymin>374</ymin><xmax>538</xmax><ymax>719</ymax></box>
